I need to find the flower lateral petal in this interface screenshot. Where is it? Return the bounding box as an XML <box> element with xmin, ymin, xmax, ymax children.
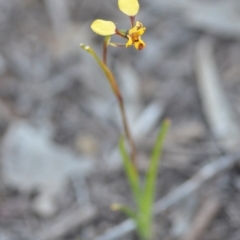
<box><xmin>118</xmin><ymin>0</ymin><xmax>139</xmax><ymax>16</ymax></box>
<box><xmin>126</xmin><ymin>38</ymin><xmax>133</xmax><ymax>47</ymax></box>
<box><xmin>91</xmin><ymin>20</ymin><xmax>116</xmax><ymax>36</ymax></box>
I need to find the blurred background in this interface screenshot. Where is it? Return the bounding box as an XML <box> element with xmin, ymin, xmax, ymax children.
<box><xmin>1</xmin><ymin>0</ymin><xmax>240</xmax><ymax>239</ymax></box>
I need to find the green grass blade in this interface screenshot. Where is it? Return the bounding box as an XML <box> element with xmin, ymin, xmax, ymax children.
<box><xmin>111</xmin><ymin>204</ymin><xmax>137</xmax><ymax>220</ymax></box>
<box><xmin>142</xmin><ymin>118</ymin><xmax>170</xmax><ymax>207</ymax></box>
<box><xmin>119</xmin><ymin>136</ymin><xmax>140</xmax><ymax>203</ymax></box>
<box><xmin>138</xmin><ymin>119</ymin><xmax>170</xmax><ymax>239</ymax></box>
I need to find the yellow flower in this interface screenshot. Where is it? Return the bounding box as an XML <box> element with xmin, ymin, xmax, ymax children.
<box><xmin>126</xmin><ymin>21</ymin><xmax>146</xmax><ymax>50</ymax></box>
<box><xmin>90</xmin><ymin>0</ymin><xmax>146</xmax><ymax>50</ymax></box>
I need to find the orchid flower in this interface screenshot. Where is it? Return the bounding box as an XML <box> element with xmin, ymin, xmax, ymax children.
<box><xmin>91</xmin><ymin>0</ymin><xmax>146</xmax><ymax>50</ymax></box>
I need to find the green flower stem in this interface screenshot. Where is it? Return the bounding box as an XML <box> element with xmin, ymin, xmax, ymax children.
<box><xmin>80</xmin><ymin>43</ymin><xmax>137</xmax><ymax>169</ymax></box>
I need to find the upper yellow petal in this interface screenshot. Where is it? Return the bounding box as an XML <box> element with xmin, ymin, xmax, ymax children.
<box><xmin>118</xmin><ymin>0</ymin><xmax>139</xmax><ymax>16</ymax></box>
<box><xmin>128</xmin><ymin>21</ymin><xmax>145</xmax><ymax>35</ymax></box>
<box><xmin>91</xmin><ymin>20</ymin><xmax>116</xmax><ymax>36</ymax></box>
<box><xmin>135</xmin><ymin>21</ymin><xmax>145</xmax><ymax>36</ymax></box>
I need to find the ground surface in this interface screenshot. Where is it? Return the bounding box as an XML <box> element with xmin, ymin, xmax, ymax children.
<box><xmin>0</xmin><ymin>0</ymin><xmax>240</xmax><ymax>240</ymax></box>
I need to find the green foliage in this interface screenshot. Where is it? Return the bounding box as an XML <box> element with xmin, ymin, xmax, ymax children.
<box><xmin>118</xmin><ymin>119</ymin><xmax>170</xmax><ymax>240</ymax></box>
<box><xmin>119</xmin><ymin>136</ymin><xmax>140</xmax><ymax>201</ymax></box>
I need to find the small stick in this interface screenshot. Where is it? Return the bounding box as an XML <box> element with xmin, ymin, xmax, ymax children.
<box><xmin>183</xmin><ymin>197</ymin><xmax>221</xmax><ymax>240</ymax></box>
<box><xmin>36</xmin><ymin>205</ymin><xmax>97</xmax><ymax>240</ymax></box>
<box><xmin>195</xmin><ymin>37</ymin><xmax>240</xmax><ymax>151</ymax></box>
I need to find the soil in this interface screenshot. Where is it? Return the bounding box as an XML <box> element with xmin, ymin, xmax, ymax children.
<box><xmin>0</xmin><ymin>0</ymin><xmax>240</xmax><ymax>240</ymax></box>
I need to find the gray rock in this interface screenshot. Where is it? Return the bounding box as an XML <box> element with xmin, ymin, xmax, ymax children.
<box><xmin>1</xmin><ymin>121</ymin><xmax>93</xmax><ymax>217</ymax></box>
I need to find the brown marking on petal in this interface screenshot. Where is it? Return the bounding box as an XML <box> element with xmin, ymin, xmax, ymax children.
<box><xmin>138</xmin><ymin>43</ymin><xmax>145</xmax><ymax>50</ymax></box>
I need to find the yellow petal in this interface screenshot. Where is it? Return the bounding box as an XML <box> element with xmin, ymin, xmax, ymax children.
<box><xmin>126</xmin><ymin>38</ymin><xmax>133</xmax><ymax>47</ymax></box>
<box><xmin>118</xmin><ymin>0</ymin><xmax>139</xmax><ymax>16</ymax></box>
<box><xmin>136</xmin><ymin>27</ymin><xmax>146</xmax><ymax>36</ymax></box>
<box><xmin>135</xmin><ymin>21</ymin><xmax>146</xmax><ymax>36</ymax></box>
<box><xmin>91</xmin><ymin>20</ymin><xmax>116</xmax><ymax>36</ymax></box>
<box><xmin>128</xmin><ymin>21</ymin><xmax>146</xmax><ymax>36</ymax></box>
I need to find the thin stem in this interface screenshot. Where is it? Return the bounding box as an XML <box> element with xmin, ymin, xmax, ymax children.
<box><xmin>103</xmin><ymin>37</ymin><xmax>110</xmax><ymax>64</ymax></box>
<box><xmin>102</xmin><ymin>41</ymin><xmax>137</xmax><ymax>168</ymax></box>
<box><xmin>103</xmin><ymin>44</ymin><xmax>107</xmax><ymax>64</ymax></box>
<box><xmin>118</xmin><ymin>94</ymin><xmax>137</xmax><ymax>168</ymax></box>
<box><xmin>115</xmin><ymin>29</ymin><xmax>128</xmax><ymax>38</ymax></box>
<box><xmin>130</xmin><ymin>16</ymin><xmax>135</xmax><ymax>28</ymax></box>
<box><xmin>81</xmin><ymin>42</ymin><xmax>137</xmax><ymax>169</ymax></box>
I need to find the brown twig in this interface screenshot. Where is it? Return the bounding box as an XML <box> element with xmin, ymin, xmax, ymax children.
<box><xmin>195</xmin><ymin>37</ymin><xmax>240</xmax><ymax>151</ymax></box>
<box><xmin>36</xmin><ymin>204</ymin><xmax>97</xmax><ymax>240</ymax></box>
